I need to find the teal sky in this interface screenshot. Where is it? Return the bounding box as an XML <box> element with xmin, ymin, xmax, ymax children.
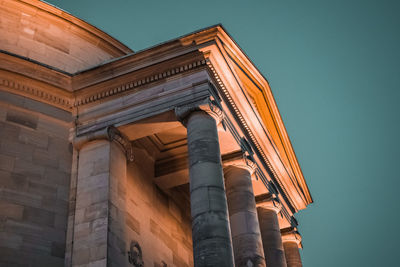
<box><xmin>46</xmin><ymin>0</ymin><xmax>400</xmax><ymax>266</ymax></box>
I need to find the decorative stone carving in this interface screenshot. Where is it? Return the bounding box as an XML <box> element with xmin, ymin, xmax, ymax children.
<box><xmin>223</xmin><ymin>155</ymin><xmax>257</xmax><ymax>176</ymax></box>
<box><xmin>74</xmin><ymin>59</ymin><xmax>207</xmax><ymax>107</ymax></box>
<box><xmin>72</xmin><ymin>126</ymin><xmax>134</xmax><ymax>162</ymax></box>
<box><xmin>107</xmin><ymin>126</ymin><xmax>134</xmax><ymax>162</ymax></box>
<box><xmin>257</xmin><ymin>197</ymin><xmax>282</xmax><ymax>214</ymax></box>
<box><xmin>174</xmin><ymin>97</ymin><xmax>224</xmax><ymax>126</ymax></box>
<box><xmin>128</xmin><ymin>241</ymin><xmax>144</xmax><ymax>267</ymax></box>
<box><xmin>281</xmin><ymin>232</ymin><xmax>302</xmax><ymax>246</ymax></box>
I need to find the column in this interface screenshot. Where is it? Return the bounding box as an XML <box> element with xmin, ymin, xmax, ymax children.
<box><xmin>176</xmin><ymin>101</ymin><xmax>234</xmax><ymax>267</ymax></box>
<box><xmin>257</xmin><ymin>200</ymin><xmax>287</xmax><ymax>267</ymax></box>
<box><xmin>224</xmin><ymin>159</ymin><xmax>266</xmax><ymax>267</ymax></box>
<box><xmin>282</xmin><ymin>233</ymin><xmax>303</xmax><ymax>267</ymax></box>
<box><xmin>71</xmin><ymin>127</ymin><xmax>133</xmax><ymax>267</ymax></box>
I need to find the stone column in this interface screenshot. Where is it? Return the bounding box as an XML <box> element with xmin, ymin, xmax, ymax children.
<box><xmin>176</xmin><ymin>101</ymin><xmax>234</xmax><ymax>267</ymax></box>
<box><xmin>224</xmin><ymin>158</ymin><xmax>266</xmax><ymax>267</ymax></box>
<box><xmin>282</xmin><ymin>233</ymin><xmax>303</xmax><ymax>267</ymax></box>
<box><xmin>70</xmin><ymin>127</ymin><xmax>133</xmax><ymax>267</ymax></box>
<box><xmin>257</xmin><ymin>200</ymin><xmax>287</xmax><ymax>267</ymax></box>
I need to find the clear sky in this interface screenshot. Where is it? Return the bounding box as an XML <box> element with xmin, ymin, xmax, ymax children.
<box><xmin>45</xmin><ymin>0</ymin><xmax>400</xmax><ymax>266</ymax></box>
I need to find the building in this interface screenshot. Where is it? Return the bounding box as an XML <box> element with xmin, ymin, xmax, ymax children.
<box><xmin>0</xmin><ymin>0</ymin><xmax>312</xmax><ymax>266</ymax></box>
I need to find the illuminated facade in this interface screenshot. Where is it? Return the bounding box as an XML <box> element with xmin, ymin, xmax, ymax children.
<box><xmin>0</xmin><ymin>1</ymin><xmax>312</xmax><ymax>266</ymax></box>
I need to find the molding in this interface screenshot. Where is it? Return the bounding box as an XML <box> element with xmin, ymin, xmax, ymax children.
<box><xmin>74</xmin><ymin>59</ymin><xmax>207</xmax><ymax>107</ymax></box>
<box><xmin>75</xmin><ymin>79</ymin><xmax>212</xmax><ymax>137</ymax></box>
<box><xmin>206</xmin><ymin>61</ymin><xmax>290</xmax><ymax>199</ymax></box>
<box><xmin>1</xmin><ymin>55</ymin><xmax>207</xmax><ymax>111</ymax></box>
<box><xmin>0</xmin><ymin>77</ymin><xmax>72</xmax><ymax>111</ymax></box>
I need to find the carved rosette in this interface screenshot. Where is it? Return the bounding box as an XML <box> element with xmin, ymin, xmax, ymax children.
<box><xmin>128</xmin><ymin>240</ymin><xmax>144</xmax><ymax>267</ymax></box>
<box><xmin>175</xmin><ymin>98</ymin><xmax>224</xmax><ymax>126</ymax></box>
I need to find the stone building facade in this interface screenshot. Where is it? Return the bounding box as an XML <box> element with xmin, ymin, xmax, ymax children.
<box><xmin>0</xmin><ymin>1</ymin><xmax>312</xmax><ymax>266</ymax></box>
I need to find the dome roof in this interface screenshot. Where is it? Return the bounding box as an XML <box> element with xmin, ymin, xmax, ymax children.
<box><xmin>0</xmin><ymin>0</ymin><xmax>133</xmax><ymax>73</ymax></box>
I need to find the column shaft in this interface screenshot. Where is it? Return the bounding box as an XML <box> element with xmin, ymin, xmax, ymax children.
<box><xmin>283</xmin><ymin>242</ymin><xmax>302</xmax><ymax>267</ymax></box>
<box><xmin>225</xmin><ymin>166</ymin><xmax>266</xmax><ymax>267</ymax></box>
<box><xmin>257</xmin><ymin>207</ymin><xmax>287</xmax><ymax>267</ymax></box>
<box><xmin>187</xmin><ymin>111</ymin><xmax>234</xmax><ymax>267</ymax></box>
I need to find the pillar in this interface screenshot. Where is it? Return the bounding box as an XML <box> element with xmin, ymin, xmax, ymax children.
<box><xmin>70</xmin><ymin>127</ymin><xmax>133</xmax><ymax>267</ymax></box>
<box><xmin>177</xmin><ymin>101</ymin><xmax>234</xmax><ymax>267</ymax></box>
<box><xmin>282</xmin><ymin>233</ymin><xmax>303</xmax><ymax>267</ymax></box>
<box><xmin>224</xmin><ymin>159</ymin><xmax>266</xmax><ymax>267</ymax></box>
<box><xmin>257</xmin><ymin>200</ymin><xmax>287</xmax><ymax>267</ymax></box>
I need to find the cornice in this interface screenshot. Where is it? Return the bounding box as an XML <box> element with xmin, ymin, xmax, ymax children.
<box><xmin>74</xmin><ymin>59</ymin><xmax>207</xmax><ymax>107</ymax></box>
<box><xmin>220</xmin><ymin>44</ymin><xmax>313</xmax><ymax>206</ymax></box>
<box><xmin>0</xmin><ymin>53</ymin><xmax>208</xmax><ymax>112</ymax></box>
<box><xmin>206</xmin><ymin>60</ymin><xmax>292</xmax><ymax>204</ymax></box>
<box><xmin>0</xmin><ymin>52</ymin><xmax>72</xmax><ymax>90</ymax></box>
<box><xmin>0</xmin><ymin>72</ymin><xmax>73</xmax><ymax>111</ymax></box>
<box><xmin>179</xmin><ymin>25</ymin><xmax>312</xmax><ymax>206</ymax></box>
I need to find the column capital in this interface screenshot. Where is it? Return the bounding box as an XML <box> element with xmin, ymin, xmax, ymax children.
<box><xmin>281</xmin><ymin>232</ymin><xmax>302</xmax><ymax>247</ymax></box>
<box><xmin>174</xmin><ymin>98</ymin><xmax>224</xmax><ymax>126</ymax></box>
<box><xmin>72</xmin><ymin>126</ymin><xmax>134</xmax><ymax>162</ymax></box>
<box><xmin>223</xmin><ymin>156</ymin><xmax>257</xmax><ymax>176</ymax></box>
<box><xmin>256</xmin><ymin>198</ymin><xmax>282</xmax><ymax>214</ymax></box>
<box><xmin>107</xmin><ymin>126</ymin><xmax>134</xmax><ymax>162</ymax></box>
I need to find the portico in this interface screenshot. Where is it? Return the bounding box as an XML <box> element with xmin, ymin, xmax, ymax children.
<box><xmin>0</xmin><ymin>3</ymin><xmax>312</xmax><ymax>265</ymax></box>
<box><xmin>63</xmin><ymin>25</ymin><xmax>313</xmax><ymax>266</ymax></box>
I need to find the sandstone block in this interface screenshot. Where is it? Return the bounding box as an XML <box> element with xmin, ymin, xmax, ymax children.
<box><xmin>19</xmin><ymin>127</ymin><xmax>48</xmax><ymax>148</ymax></box>
<box><xmin>0</xmin><ymin>201</ymin><xmax>24</xmax><ymax>220</ymax></box>
<box><xmin>1</xmin><ymin>141</ymin><xmax>35</xmax><ymax>162</ymax></box>
<box><xmin>0</xmin><ymin>154</ymin><xmax>15</xmax><ymax>172</ymax></box>
<box><xmin>6</xmin><ymin>109</ymin><xmax>38</xmax><ymax>129</ymax></box>
<box><xmin>22</xmin><ymin>206</ymin><xmax>55</xmax><ymax>227</ymax></box>
<box><xmin>33</xmin><ymin>148</ymin><xmax>59</xmax><ymax>168</ymax></box>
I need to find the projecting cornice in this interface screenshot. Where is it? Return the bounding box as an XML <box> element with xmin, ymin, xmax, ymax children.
<box><xmin>182</xmin><ymin>25</ymin><xmax>313</xmax><ymax>210</ymax></box>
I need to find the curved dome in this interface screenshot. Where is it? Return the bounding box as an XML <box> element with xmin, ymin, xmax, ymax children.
<box><xmin>0</xmin><ymin>0</ymin><xmax>133</xmax><ymax>73</ymax></box>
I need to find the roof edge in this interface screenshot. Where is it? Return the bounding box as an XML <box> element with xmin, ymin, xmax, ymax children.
<box><xmin>179</xmin><ymin>24</ymin><xmax>313</xmax><ymax>206</ymax></box>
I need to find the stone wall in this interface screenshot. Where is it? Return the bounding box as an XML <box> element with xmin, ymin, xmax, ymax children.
<box><xmin>69</xmin><ymin>137</ymin><xmax>193</xmax><ymax>267</ymax></box>
<box><xmin>121</xmin><ymin>147</ymin><xmax>193</xmax><ymax>267</ymax></box>
<box><xmin>0</xmin><ymin>91</ymin><xmax>72</xmax><ymax>266</ymax></box>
